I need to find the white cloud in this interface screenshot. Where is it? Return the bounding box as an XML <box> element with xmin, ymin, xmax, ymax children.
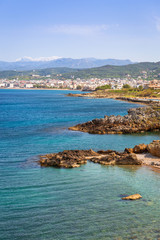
<box><xmin>47</xmin><ymin>24</ymin><xmax>110</xmax><ymax>35</ymax></box>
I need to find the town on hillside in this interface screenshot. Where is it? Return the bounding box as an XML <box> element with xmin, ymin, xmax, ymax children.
<box><xmin>0</xmin><ymin>76</ymin><xmax>160</xmax><ymax>91</ymax></box>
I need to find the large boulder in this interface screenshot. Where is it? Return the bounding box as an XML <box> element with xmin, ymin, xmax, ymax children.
<box><xmin>133</xmin><ymin>143</ymin><xmax>147</xmax><ymax>153</ymax></box>
<box><xmin>147</xmin><ymin>140</ymin><xmax>160</xmax><ymax>157</ymax></box>
<box><xmin>124</xmin><ymin>148</ymin><xmax>133</xmax><ymax>153</ymax></box>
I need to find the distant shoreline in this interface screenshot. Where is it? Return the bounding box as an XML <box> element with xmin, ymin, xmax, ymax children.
<box><xmin>0</xmin><ymin>87</ymin><xmax>79</xmax><ymax>91</ymax></box>
<box><xmin>67</xmin><ymin>92</ymin><xmax>160</xmax><ymax>103</ymax></box>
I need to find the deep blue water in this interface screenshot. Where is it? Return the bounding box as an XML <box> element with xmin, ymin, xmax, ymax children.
<box><xmin>0</xmin><ymin>89</ymin><xmax>160</xmax><ymax>240</ymax></box>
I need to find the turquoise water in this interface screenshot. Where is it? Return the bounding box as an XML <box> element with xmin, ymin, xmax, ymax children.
<box><xmin>0</xmin><ymin>89</ymin><xmax>160</xmax><ymax>240</ymax></box>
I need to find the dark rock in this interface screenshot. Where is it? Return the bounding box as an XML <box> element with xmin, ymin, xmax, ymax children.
<box><xmin>116</xmin><ymin>153</ymin><xmax>141</xmax><ymax>165</ymax></box>
<box><xmin>90</xmin><ymin>152</ymin><xmax>142</xmax><ymax>166</ymax></box>
<box><xmin>97</xmin><ymin>150</ymin><xmax>117</xmax><ymax>154</ymax></box>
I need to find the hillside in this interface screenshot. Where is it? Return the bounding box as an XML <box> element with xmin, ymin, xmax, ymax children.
<box><xmin>0</xmin><ymin>67</ymin><xmax>77</xmax><ymax>79</ymax></box>
<box><xmin>60</xmin><ymin>62</ymin><xmax>160</xmax><ymax>79</ymax></box>
<box><xmin>1</xmin><ymin>61</ymin><xmax>160</xmax><ymax>80</ymax></box>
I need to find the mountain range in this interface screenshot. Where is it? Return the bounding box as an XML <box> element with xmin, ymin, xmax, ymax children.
<box><xmin>0</xmin><ymin>57</ymin><xmax>133</xmax><ymax>71</ymax></box>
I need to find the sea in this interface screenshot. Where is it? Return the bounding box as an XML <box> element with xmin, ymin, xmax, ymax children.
<box><xmin>0</xmin><ymin>89</ymin><xmax>160</xmax><ymax>240</ymax></box>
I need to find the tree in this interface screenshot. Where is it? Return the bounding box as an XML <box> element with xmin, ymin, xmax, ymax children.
<box><xmin>123</xmin><ymin>84</ymin><xmax>131</xmax><ymax>89</ymax></box>
<box><xmin>138</xmin><ymin>85</ymin><xmax>143</xmax><ymax>90</ymax></box>
<box><xmin>96</xmin><ymin>84</ymin><xmax>111</xmax><ymax>90</ymax></box>
<box><xmin>76</xmin><ymin>85</ymin><xmax>82</xmax><ymax>90</ymax></box>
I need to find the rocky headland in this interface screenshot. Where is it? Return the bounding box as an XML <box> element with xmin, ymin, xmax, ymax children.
<box><xmin>39</xmin><ymin>140</ymin><xmax>160</xmax><ymax>169</ymax></box>
<box><xmin>67</xmin><ymin>90</ymin><xmax>160</xmax><ymax>102</ymax></box>
<box><xmin>69</xmin><ymin>106</ymin><xmax>160</xmax><ymax>134</ymax></box>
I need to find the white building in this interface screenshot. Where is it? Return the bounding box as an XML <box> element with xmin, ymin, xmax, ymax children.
<box><xmin>25</xmin><ymin>83</ymin><xmax>33</xmax><ymax>88</ymax></box>
<box><xmin>0</xmin><ymin>83</ymin><xmax>6</xmax><ymax>87</ymax></box>
<box><xmin>7</xmin><ymin>83</ymin><xmax>14</xmax><ymax>88</ymax></box>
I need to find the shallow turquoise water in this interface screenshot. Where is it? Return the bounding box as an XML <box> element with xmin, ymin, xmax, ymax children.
<box><xmin>0</xmin><ymin>89</ymin><xmax>160</xmax><ymax>240</ymax></box>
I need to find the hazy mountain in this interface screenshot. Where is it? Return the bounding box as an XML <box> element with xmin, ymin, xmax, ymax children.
<box><xmin>0</xmin><ymin>57</ymin><xmax>133</xmax><ymax>71</ymax></box>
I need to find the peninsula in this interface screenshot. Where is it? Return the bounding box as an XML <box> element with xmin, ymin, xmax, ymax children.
<box><xmin>67</xmin><ymin>88</ymin><xmax>160</xmax><ymax>100</ymax></box>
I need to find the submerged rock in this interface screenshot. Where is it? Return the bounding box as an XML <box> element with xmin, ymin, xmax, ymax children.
<box><xmin>122</xmin><ymin>194</ymin><xmax>142</xmax><ymax>200</ymax></box>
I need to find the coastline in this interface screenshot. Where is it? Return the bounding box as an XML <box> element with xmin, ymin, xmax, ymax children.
<box><xmin>3</xmin><ymin>88</ymin><xmax>160</xmax><ymax>171</ymax></box>
<box><xmin>67</xmin><ymin>93</ymin><xmax>160</xmax><ymax>105</ymax></box>
<box><xmin>0</xmin><ymin>87</ymin><xmax>80</xmax><ymax>91</ymax></box>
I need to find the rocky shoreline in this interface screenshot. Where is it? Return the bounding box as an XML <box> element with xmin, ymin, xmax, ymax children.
<box><xmin>39</xmin><ymin>94</ymin><xmax>160</xmax><ymax>171</ymax></box>
<box><xmin>69</xmin><ymin>106</ymin><xmax>160</xmax><ymax>134</ymax></box>
<box><xmin>39</xmin><ymin>140</ymin><xmax>160</xmax><ymax>169</ymax></box>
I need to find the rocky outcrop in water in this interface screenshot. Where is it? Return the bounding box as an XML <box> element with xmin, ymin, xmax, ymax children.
<box><xmin>39</xmin><ymin>149</ymin><xmax>142</xmax><ymax>168</ymax></box>
<box><xmin>40</xmin><ymin>150</ymin><xmax>98</xmax><ymax>168</ymax></box>
<box><xmin>69</xmin><ymin>107</ymin><xmax>160</xmax><ymax>134</ymax></box>
<box><xmin>122</xmin><ymin>194</ymin><xmax>142</xmax><ymax>200</ymax></box>
<box><xmin>39</xmin><ymin>141</ymin><xmax>160</xmax><ymax>169</ymax></box>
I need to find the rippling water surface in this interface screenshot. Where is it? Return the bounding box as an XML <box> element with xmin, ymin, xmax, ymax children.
<box><xmin>0</xmin><ymin>89</ymin><xmax>160</xmax><ymax>240</ymax></box>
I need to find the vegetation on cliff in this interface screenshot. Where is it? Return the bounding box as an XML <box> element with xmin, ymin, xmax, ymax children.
<box><xmin>68</xmin><ymin>88</ymin><xmax>160</xmax><ymax>99</ymax></box>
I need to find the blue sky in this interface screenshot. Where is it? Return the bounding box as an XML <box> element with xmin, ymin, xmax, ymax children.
<box><xmin>1</xmin><ymin>0</ymin><xmax>160</xmax><ymax>62</ymax></box>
